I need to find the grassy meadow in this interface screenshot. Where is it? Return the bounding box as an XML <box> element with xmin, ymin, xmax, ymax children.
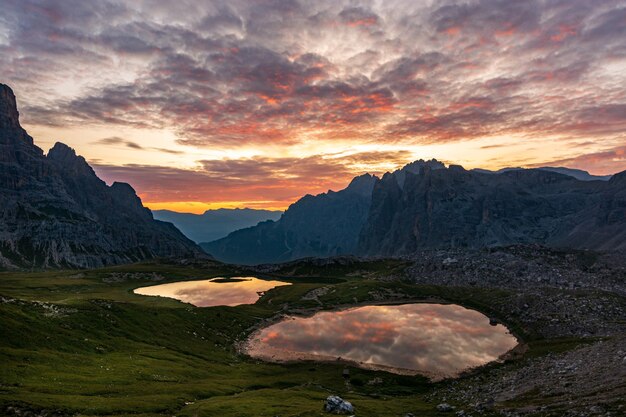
<box><xmin>0</xmin><ymin>259</ymin><xmax>582</xmax><ymax>416</ymax></box>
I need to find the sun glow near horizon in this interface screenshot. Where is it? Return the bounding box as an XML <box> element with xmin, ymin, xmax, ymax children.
<box><xmin>143</xmin><ymin>201</ymin><xmax>287</xmax><ymax>214</ymax></box>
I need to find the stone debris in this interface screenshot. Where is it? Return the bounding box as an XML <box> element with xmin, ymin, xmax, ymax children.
<box><xmin>405</xmin><ymin>246</ymin><xmax>626</xmax><ymax>416</ymax></box>
<box><xmin>301</xmin><ymin>286</ymin><xmax>330</xmax><ymax>304</ymax></box>
<box><xmin>431</xmin><ymin>335</ymin><xmax>626</xmax><ymax>416</ymax></box>
<box><xmin>102</xmin><ymin>272</ymin><xmax>165</xmax><ymax>283</ymax></box>
<box><xmin>407</xmin><ymin>246</ymin><xmax>626</xmax><ymax>338</ymax></box>
<box><xmin>437</xmin><ymin>403</ymin><xmax>456</xmax><ymax>412</ymax></box>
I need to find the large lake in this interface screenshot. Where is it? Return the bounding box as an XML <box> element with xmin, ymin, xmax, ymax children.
<box><xmin>133</xmin><ymin>277</ymin><xmax>291</xmax><ymax>307</ymax></box>
<box><xmin>245</xmin><ymin>303</ymin><xmax>517</xmax><ymax>379</ymax></box>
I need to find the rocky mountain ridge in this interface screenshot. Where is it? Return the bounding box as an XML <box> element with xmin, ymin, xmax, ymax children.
<box><xmin>0</xmin><ymin>84</ymin><xmax>206</xmax><ymax>269</ymax></box>
<box><xmin>473</xmin><ymin>166</ymin><xmax>613</xmax><ymax>181</ymax></box>
<box><xmin>205</xmin><ymin>160</ymin><xmax>626</xmax><ymax>264</ymax></box>
<box><xmin>358</xmin><ymin>162</ymin><xmax>626</xmax><ymax>256</ymax></box>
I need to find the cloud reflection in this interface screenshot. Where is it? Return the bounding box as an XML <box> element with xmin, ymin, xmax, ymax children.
<box><xmin>247</xmin><ymin>303</ymin><xmax>517</xmax><ymax>378</ymax></box>
<box><xmin>134</xmin><ymin>277</ymin><xmax>291</xmax><ymax>307</ymax></box>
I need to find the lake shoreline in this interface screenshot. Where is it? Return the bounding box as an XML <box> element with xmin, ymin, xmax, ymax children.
<box><xmin>239</xmin><ymin>298</ymin><xmax>521</xmax><ymax>381</ymax></box>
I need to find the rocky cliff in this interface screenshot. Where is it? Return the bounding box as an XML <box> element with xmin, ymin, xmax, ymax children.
<box><xmin>206</xmin><ymin>160</ymin><xmax>625</xmax><ymax>264</ymax></box>
<box><xmin>358</xmin><ymin>164</ymin><xmax>624</xmax><ymax>256</ymax></box>
<box><xmin>0</xmin><ymin>84</ymin><xmax>206</xmax><ymax>269</ymax></box>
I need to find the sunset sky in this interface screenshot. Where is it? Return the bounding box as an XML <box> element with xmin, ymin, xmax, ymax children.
<box><xmin>2</xmin><ymin>0</ymin><xmax>625</xmax><ymax>212</ymax></box>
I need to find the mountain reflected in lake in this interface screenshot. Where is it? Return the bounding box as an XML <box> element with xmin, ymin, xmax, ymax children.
<box><xmin>134</xmin><ymin>277</ymin><xmax>291</xmax><ymax>307</ymax></box>
<box><xmin>246</xmin><ymin>303</ymin><xmax>517</xmax><ymax>379</ymax></box>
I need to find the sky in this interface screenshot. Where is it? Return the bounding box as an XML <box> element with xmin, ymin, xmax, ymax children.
<box><xmin>2</xmin><ymin>0</ymin><xmax>625</xmax><ymax>212</ymax></box>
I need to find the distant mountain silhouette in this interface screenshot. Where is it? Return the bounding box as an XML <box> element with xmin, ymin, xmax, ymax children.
<box><xmin>153</xmin><ymin>208</ymin><xmax>282</xmax><ymax>243</ymax></box>
<box><xmin>0</xmin><ymin>84</ymin><xmax>206</xmax><ymax>269</ymax></box>
<box><xmin>205</xmin><ymin>161</ymin><xmax>626</xmax><ymax>264</ymax></box>
<box><xmin>473</xmin><ymin>166</ymin><xmax>612</xmax><ymax>181</ymax></box>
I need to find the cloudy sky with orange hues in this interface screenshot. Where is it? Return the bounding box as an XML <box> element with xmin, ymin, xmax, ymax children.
<box><xmin>2</xmin><ymin>0</ymin><xmax>625</xmax><ymax>212</ymax></box>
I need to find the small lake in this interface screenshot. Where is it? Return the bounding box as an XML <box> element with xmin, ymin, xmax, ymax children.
<box><xmin>245</xmin><ymin>303</ymin><xmax>517</xmax><ymax>379</ymax></box>
<box><xmin>133</xmin><ymin>277</ymin><xmax>291</xmax><ymax>307</ymax></box>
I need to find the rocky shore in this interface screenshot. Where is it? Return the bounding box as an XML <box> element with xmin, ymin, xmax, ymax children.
<box><xmin>405</xmin><ymin>246</ymin><xmax>626</xmax><ymax>416</ymax></box>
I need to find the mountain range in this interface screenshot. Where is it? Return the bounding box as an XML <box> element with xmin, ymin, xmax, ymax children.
<box><xmin>0</xmin><ymin>84</ymin><xmax>206</xmax><ymax>269</ymax></box>
<box><xmin>204</xmin><ymin>160</ymin><xmax>626</xmax><ymax>264</ymax></box>
<box><xmin>152</xmin><ymin>208</ymin><xmax>282</xmax><ymax>243</ymax></box>
<box><xmin>2</xmin><ymin>83</ymin><xmax>624</xmax><ymax>269</ymax></box>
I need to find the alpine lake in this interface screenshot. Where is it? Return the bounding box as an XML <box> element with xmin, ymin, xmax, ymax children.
<box><xmin>134</xmin><ymin>275</ymin><xmax>517</xmax><ymax>380</ymax></box>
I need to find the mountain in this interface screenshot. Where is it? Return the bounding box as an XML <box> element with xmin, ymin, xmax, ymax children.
<box><xmin>0</xmin><ymin>84</ymin><xmax>206</xmax><ymax>269</ymax></box>
<box><xmin>473</xmin><ymin>166</ymin><xmax>612</xmax><ymax>181</ymax></box>
<box><xmin>358</xmin><ymin>164</ymin><xmax>625</xmax><ymax>256</ymax></box>
<box><xmin>152</xmin><ymin>208</ymin><xmax>282</xmax><ymax>243</ymax></box>
<box><xmin>202</xmin><ymin>174</ymin><xmax>377</xmax><ymax>264</ymax></box>
<box><xmin>206</xmin><ymin>161</ymin><xmax>626</xmax><ymax>264</ymax></box>
<box><xmin>536</xmin><ymin>167</ymin><xmax>612</xmax><ymax>181</ymax></box>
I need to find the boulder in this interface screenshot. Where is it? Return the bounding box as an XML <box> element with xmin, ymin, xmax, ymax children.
<box><xmin>436</xmin><ymin>403</ymin><xmax>455</xmax><ymax>412</ymax></box>
<box><xmin>324</xmin><ymin>395</ymin><xmax>354</xmax><ymax>414</ymax></box>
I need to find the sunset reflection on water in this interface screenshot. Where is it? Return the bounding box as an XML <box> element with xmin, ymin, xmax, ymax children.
<box><xmin>246</xmin><ymin>303</ymin><xmax>518</xmax><ymax>378</ymax></box>
<box><xmin>134</xmin><ymin>277</ymin><xmax>291</xmax><ymax>307</ymax></box>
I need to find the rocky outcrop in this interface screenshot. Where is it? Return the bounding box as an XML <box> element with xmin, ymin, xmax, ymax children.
<box><xmin>324</xmin><ymin>396</ymin><xmax>354</xmax><ymax>414</ymax></box>
<box><xmin>0</xmin><ymin>83</ymin><xmax>206</xmax><ymax>269</ymax></box>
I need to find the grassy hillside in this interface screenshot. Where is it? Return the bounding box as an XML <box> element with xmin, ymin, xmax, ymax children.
<box><xmin>0</xmin><ymin>260</ymin><xmax>584</xmax><ymax>416</ymax></box>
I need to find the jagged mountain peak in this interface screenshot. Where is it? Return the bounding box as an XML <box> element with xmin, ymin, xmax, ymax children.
<box><xmin>0</xmin><ymin>84</ymin><xmax>206</xmax><ymax>269</ymax></box>
<box><xmin>47</xmin><ymin>142</ymin><xmax>78</xmax><ymax>160</ymax></box>
<box><xmin>110</xmin><ymin>181</ymin><xmax>137</xmax><ymax>193</ymax></box>
<box><xmin>394</xmin><ymin>158</ymin><xmax>446</xmax><ymax>188</ymax></box>
<box><xmin>609</xmin><ymin>170</ymin><xmax>626</xmax><ymax>186</ymax></box>
<box><xmin>0</xmin><ymin>83</ymin><xmax>20</xmax><ymax>129</ymax></box>
<box><xmin>401</xmin><ymin>158</ymin><xmax>446</xmax><ymax>174</ymax></box>
<box><xmin>47</xmin><ymin>142</ymin><xmax>97</xmax><ymax>177</ymax></box>
<box><xmin>110</xmin><ymin>181</ymin><xmax>143</xmax><ymax>203</ymax></box>
<box><xmin>345</xmin><ymin>173</ymin><xmax>377</xmax><ymax>196</ymax></box>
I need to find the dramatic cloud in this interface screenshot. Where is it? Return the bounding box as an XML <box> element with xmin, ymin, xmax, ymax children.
<box><xmin>93</xmin><ymin>150</ymin><xmax>411</xmax><ymax>208</ymax></box>
<box><xmin>530</xmin><ymin>144</ymin><xmax>626</xmax><ymax>175</ymax></box>
<box><xmin>2</xmin><ymin>0</ymin><xmax>625</xmax><ymax>209</ymax></box>
<box><xmin>95</xmin><ymin>136</ymin><xmax>144</xmax><ymax>149</ymax></box>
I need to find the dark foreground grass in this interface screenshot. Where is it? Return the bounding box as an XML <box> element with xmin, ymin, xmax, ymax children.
<box><xmin>0</xmin><ymin>260</ymin><xmax>584</xmax><ymax>416</ymax></box>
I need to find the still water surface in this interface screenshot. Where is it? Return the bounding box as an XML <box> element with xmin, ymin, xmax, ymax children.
<box><xmin>246</xmin><ymin>303</ymin><xmax>517</xmax><ymax>379</ymax></box>
<box><xmin>134</xmin><ymin>277</ymin><xmax>291</xmax><ymax>307</ymax></box>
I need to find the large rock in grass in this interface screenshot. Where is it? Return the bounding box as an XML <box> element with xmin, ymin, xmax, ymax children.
<box><xmin>324</xmin><ymin>395</ymin><xmax>354</xmax><ymax>414</ymax></box>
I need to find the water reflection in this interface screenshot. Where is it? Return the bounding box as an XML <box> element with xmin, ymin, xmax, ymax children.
<box><xmin>246</xmin><ymin>303</ymin><xmax>517</xmax><ymax>379</ymax></box>
<box><xmin>134</xmin><ymin>277</ymin><xmax>291</xmax><ymax>307</ymax></box>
